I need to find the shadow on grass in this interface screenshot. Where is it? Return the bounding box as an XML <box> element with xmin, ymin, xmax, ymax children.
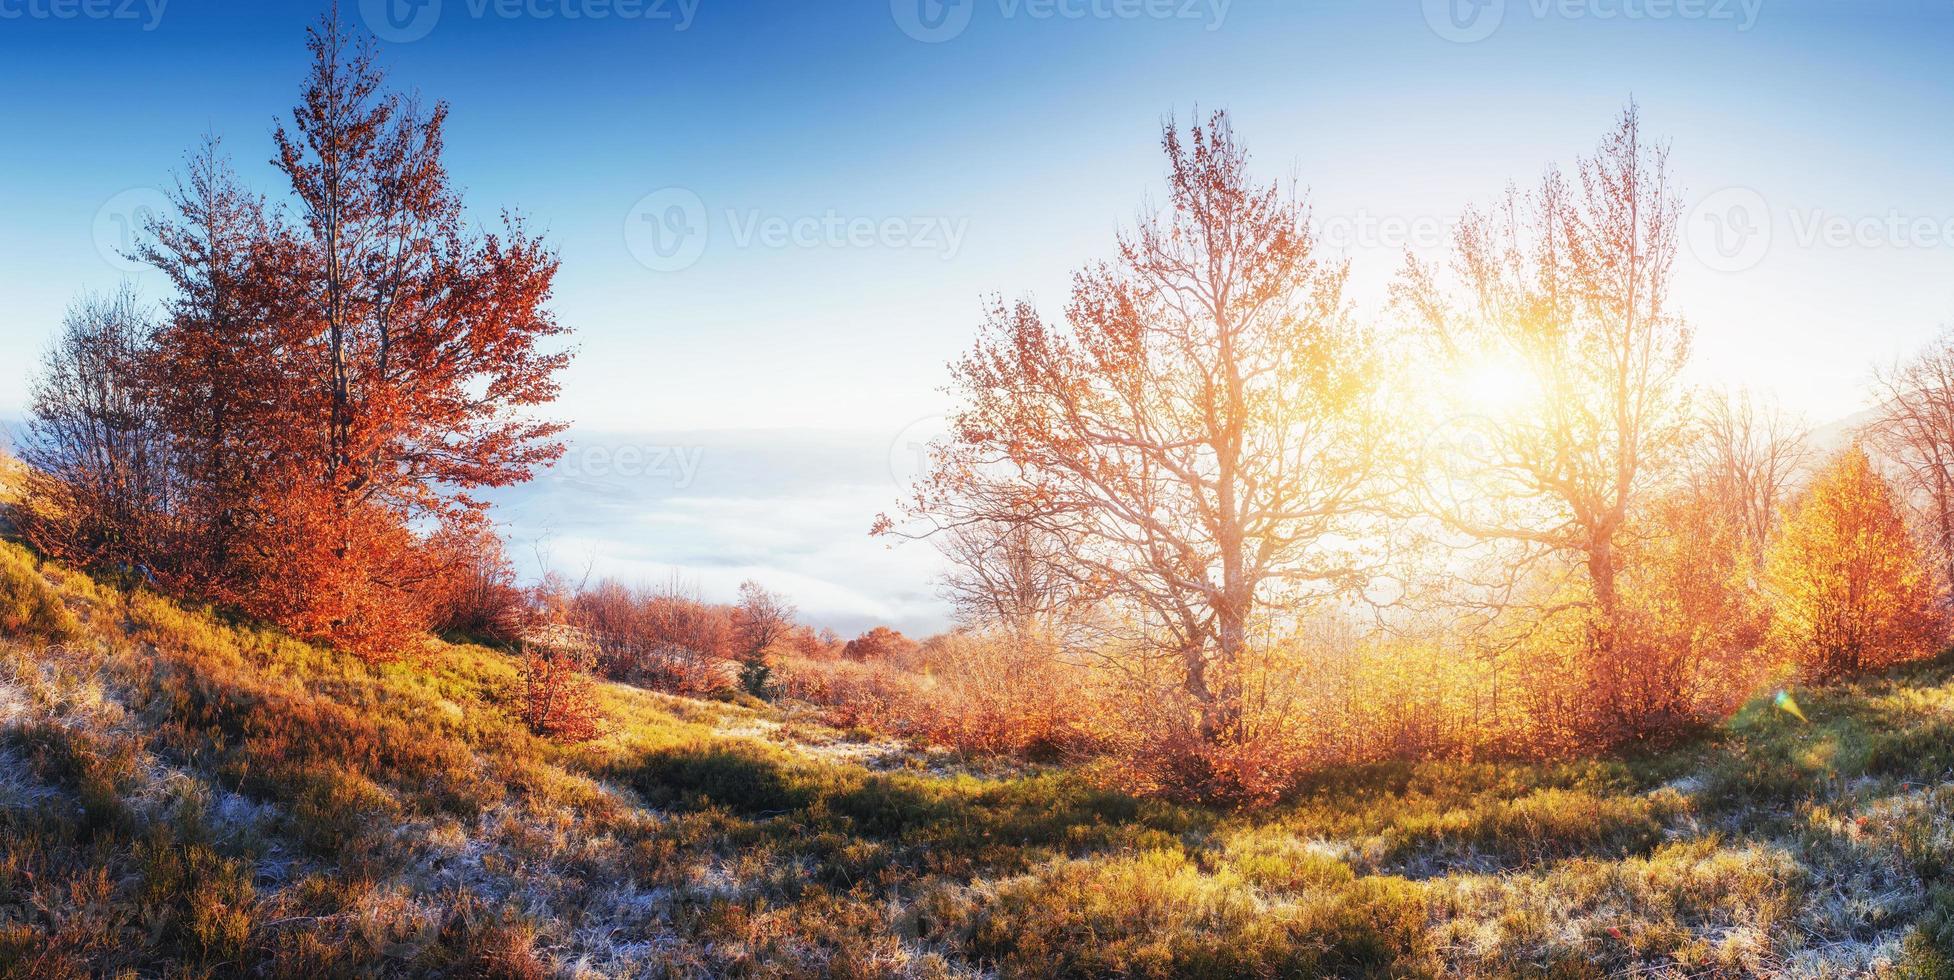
<box><xmin>611</xmin><ymin>738</ymin><xmax>1201</xmax><ymax>864</ymax></box>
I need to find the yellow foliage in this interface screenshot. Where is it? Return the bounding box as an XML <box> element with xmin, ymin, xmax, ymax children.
<box><xmin>1765</xmin><ymin>447</ymin><xmax>1944</xmax><ymax>680</ymax></box>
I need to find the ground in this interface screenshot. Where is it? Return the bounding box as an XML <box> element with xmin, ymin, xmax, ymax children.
<box><xmin>0</xmin><ymin>539</ymin><xmax>1951</xmax><ymax>978</ymax></box>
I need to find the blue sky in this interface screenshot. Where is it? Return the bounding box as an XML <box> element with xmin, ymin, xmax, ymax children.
<box><xmin>5</xmin><ymin>0</ymin><xmax>1954</xmax><ymax>629</ymax></box>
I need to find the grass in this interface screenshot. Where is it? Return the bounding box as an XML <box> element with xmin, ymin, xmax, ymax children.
<box><xmin>0</xmin><ymin>539</ymin><xmax>1952</xmax><ymax>976</ymax></box>
<box><xmin>0</xmin><ymin>544</ymin><xmax>79</xmax><ymax>642</ymax></box>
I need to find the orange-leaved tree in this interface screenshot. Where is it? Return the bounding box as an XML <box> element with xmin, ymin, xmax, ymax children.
<box><xmin>882</xmin><ymin>111</ymin><xmax>1388</xmax><ymax>784</ymax></box>
<box><xmin>252</xmin><ymin>12</ymin><xmax>569</xmax><ymax>656</ymax></box>
<box><xmin>23</xmin><ymin>12</ymin><xmax>572</xmax><ymax>660</ymax></box>
<box><xmin>1765</xmin><ymin>446</ymin><xmax>1943</xmax><ymax>680</ymax></box>
<box><xmin>733</xmin><ymin>580</ymin><xmax>796</xmax><ymax>695</ymax></box>
<box><xmin>1395</xmin><ymin>104</ymin><xmax>1691</xmax><ymax>736</ymax></box>
<box><xmin>140</xmin><ymin>138</ymin><xmax>313</xmax><ymax>604</ymax></box>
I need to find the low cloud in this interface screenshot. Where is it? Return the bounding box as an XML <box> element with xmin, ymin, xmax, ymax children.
<box><xmin>486</xmin><ymin>428</ymin><xmax>951</xmax><ymax>635</ymax></box>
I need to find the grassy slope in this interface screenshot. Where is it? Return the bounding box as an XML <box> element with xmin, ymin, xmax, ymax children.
<box><xmin>0</xmin><ymin>541</ymin><xmax>1952</xmax><ymax>978</ymax></box>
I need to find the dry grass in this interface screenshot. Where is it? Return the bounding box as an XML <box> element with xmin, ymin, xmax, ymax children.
<box><xmin>0</xmin><ymin>544</ymin><xmax>79</xmax><ymax>643</ymax></box>
<box><xmin>778</xmin><ymin>633</ymin><xmax>1105</xmax><ymax>761</ymax></box>
<box><xmin>0</xmin><ymin>539</ymin><xmax>1952</xmax><ymax>976</ymax></box>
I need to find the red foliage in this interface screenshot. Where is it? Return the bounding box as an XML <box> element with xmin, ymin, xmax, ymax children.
<box><xmin>22</xmin><ymin>12</ymin><xmax>570</xmax><ymax>662</ymax></box>
<box><xmin>547</xmin><ymin>578</ymin><xmax>780</xmax><ymax>696</ymax></box>
<box><xmin>426</xmin><ymin>522</ymin><xmax>527</xmax><ymax>643</ymax></box>
<box><xmin>519</xmin><ymin>650</ymin><xmax>602</xmax><ymax>743</ymax></box>
<box><xmin>842</xmin><ymin>627</ymin><xmax>917</xmax><ymax>662</ymax></box>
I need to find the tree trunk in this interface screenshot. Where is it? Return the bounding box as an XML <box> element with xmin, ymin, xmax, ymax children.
<box><xmin>1204</xmin><ymin>597</ymin><xmax>1249</xmax><ymax>742</ymax></box>
<box><xmin>1586</xmin><ymin>536</ymin><xmax>1626</xmax><ymax>733</ymax></box>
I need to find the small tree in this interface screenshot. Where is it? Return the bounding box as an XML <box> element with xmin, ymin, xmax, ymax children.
<box><xmin>18</xmin><ymin>288</ymin><xmax>174</xmax><ymax>575</ymax></box>
<box><xmin>519</xmin><ymin>628</ymin><xmax>601</xmax><ymax>741</ymax></box>
<box><xmin>733</xmin><ymin>580</ymin><xmax>795</xmax><ymax>696</ymax></box>
<box><xmin>1765</xmin><ymin>447</ymin><xmax>1943</xmax><ymax>680</ymax></box>
<box><xmin>938</xmin><ymin>518</ymin><xmax>1098</xmax><ymax>648</ymax></box>
<box><xmin>1692</xmin><ymin>389</ymin><xmax>1810</xmax><ymax>564</ymax></box>
<box><xmin>1870</xmin><ymin>329</ymin><xmax>1954</xmax><ymax>594</ymax></box>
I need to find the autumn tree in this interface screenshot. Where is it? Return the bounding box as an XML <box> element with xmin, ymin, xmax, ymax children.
<box><xmin>886</xmin><ymin>111</ymin><xmax>1387</xmax><ymax>757</ymax></box>
<box><xmin>256</xmin><ymin>11</ymin><xmax>569</xmax><ymax>655</ymax></box>
<box><xmin>1870</xmin><ymin>330</ymin><xmax>1954</xmax><ymax>595</ymax></box>
<box><xmin>519</xmin><ymin>641</ymin><xmax>604</xmax><ymax>743</ymax></box>
<box><xmin>139</xmin><ymin>138</ymin><xmax>308</xmax><ymax>601</ymax></box>
<box><xmin>1616</xmin><ymin>482</ymin><xmax>1767</xmax><ymax>724</ymax></box>
<box><xmin>17</xmin><ymin>288</ymin><xmax>173</xmax><ymax>574</ymax></box>
<box><xmin>22</xmin><ymin>13</ymin><xmax>572</xmax><ymax>660</ymax></box>
<box><xmin>938</xmin><ymin>518</ymin><xmax>1097</xmax><ymax>647</ymax></box>
<box><xmin>1765</xmin><ymin>447</ymin><xmax>1942</xmax><ymax>680</ymax></box>
<box><xmin>1691</xmin><ymin>389</ymin><xmax>1809</xmax><ymax>563</ymax></box>
<box><xmin>1599</xmin><ymin>391</ymin><xmax>1809</xmax><ymax>720</ymax></box>
<box><xmin>843</xmin><ymin>627</ymin><xmax>917</xmax><ymax>663</ymax></box>
<box><xmin>1396</xmin><ymin>104</ymin><xmax>1690</xmax><ymax>733</ymax></box>
<box><xmin>733</xmin><ymin>580</ymin><xmax>796</xmax><ymax>695</ymax></box>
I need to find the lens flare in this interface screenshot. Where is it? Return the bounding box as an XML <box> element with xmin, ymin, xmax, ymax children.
<box><xmin>1455</xmin><ymin>354</ymin><xmax>1539</xmax><ymax>419</ymax></box>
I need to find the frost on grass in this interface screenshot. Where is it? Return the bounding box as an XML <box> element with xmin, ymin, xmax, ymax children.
<box><xmin>5</xmin><ymin>545</ymin><xmax>1954</xmax><ymax>976</ymax></box>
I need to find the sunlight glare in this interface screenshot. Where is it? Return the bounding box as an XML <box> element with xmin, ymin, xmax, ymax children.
<box><xmin>1456</xmin><ymin>355</ymin><xmax>1539</xmax><ymax>419</ymax></box>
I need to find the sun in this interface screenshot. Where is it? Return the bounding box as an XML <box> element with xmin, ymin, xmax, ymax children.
<box><xmin>1455</xmin><ymin>353</ymin><xmax>1540</xmax><ymax>419</ymax></box>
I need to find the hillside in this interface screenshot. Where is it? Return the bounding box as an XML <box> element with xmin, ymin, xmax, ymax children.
<box><xmin>0</xmin><ymin>541</ymin><xmax>1951</xmax><ymax>978</ymax></box>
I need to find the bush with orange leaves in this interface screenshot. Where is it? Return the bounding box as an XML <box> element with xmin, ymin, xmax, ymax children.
<box><xmin>518</xmin><ymin>647</ymin><xmax>604</xmax><ymax>743</ymax></box>
<box><xmin>428</xmin><ymin>522</ymin><xmax>528</xmax><ymax>644</ymax></box>
<box><xmin>780</xmin><ymin>631</ymin><xmax>1103</xmax><ymax>759</ymax></box>
<box><xmin>1096</xmin><ymin>692</ymin><xmax>1310</xmax><ymax>807</ymax></box>
<box><xmin>1765</xmin><ymin>447</ymin><xmax>1945</xmax><ymax>681</ymax></box>
<box><xmin>1087</xmin><ymin>630</ymin><xmax>1464</xmax><ymax>806</ymax></box>
<box><xmin>841</xmin><ymin>626</ymin><xmax>918</xmax><ymax>662</ymax></box>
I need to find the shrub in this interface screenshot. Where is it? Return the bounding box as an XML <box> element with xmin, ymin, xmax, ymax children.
<box><xmin>780</xmin><ymin>631</ymin><xmax>1102</xmax><ymax>760</ymax></box>
<box><xmin>842</xmin><ymin>626</ymin><xmax>917</xmax><ymax>662</ymax></box>
<box><xmin>428</xmin><ymin>522</ymin><xmax>528</xmax><ymax>643</ymax></box>
<box><xmin>518</xmin><ymin>649</ymin><xmax>604</xmax><ymax>742</ymax></box>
